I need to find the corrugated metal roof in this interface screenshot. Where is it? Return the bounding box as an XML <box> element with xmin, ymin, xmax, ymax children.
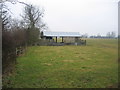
<box><xmin>43</xmin><ymin>31</ymin><xmax>81</xmax><ymax>37</ymax></box>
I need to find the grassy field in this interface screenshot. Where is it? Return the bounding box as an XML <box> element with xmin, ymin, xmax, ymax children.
<box><xmin>3</xmin><ymin>39</ymin><xmax>118</xmax><ymax>88</ymax></box>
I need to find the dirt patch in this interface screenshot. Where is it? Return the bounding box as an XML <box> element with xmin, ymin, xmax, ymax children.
<box><xmin>74</xmin><ymin>52</ymin><xmax>80</xmax><ymax>54</ymax></box>
<box><xmin>62</xmin><ymin>60</ymin><xmax>76</xmax><ymax>63</ymax></box>
<box><xmin>43</xmin><ymin>63</ymin><xmax>52</xmax><ymax>66</ymax></box>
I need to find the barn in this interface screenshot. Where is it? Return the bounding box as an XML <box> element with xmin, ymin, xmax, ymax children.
<box><xmin>39</xmin><ymin>31</ymin><xmax>86</xmax><ymax>46</ymax></box>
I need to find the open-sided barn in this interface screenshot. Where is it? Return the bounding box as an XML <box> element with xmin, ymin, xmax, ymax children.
<box><xmin>39</xmin><ymin>31</ymin><xmax>86</xmax><ymax>46</ymax></box>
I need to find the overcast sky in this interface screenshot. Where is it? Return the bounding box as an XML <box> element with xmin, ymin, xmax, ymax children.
<box><xmin>6</xmin><ymin>0</ymin><xmax>119</xmax><ymax>36</ymax></box>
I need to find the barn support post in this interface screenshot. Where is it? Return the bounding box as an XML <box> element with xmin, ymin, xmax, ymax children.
<box><xmin>56</xmin><ymin>37</ymin><xmax>57</xmax><ymax>43</ymax></box>
<box><xmin>75</xmin><ymin>37</ymin><xmax>78</xmax><ymax>42</ymax></box>
<box><xmin>49</xmin><ymin>38</ymin><xmax>50</xmax><ymax>42</ymax></box>
<box><xmin>62</xmin><ymin>37</ymin><xmax>63</xmax><ymax>43</ymax></box>
<box><xmin>85</xmin><ymin>40</ymin><xmax>86</xmax><ymax>45</ymax></box>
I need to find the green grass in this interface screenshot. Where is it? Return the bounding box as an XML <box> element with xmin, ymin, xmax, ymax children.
<box><xmin>4</xmin><ymin>39</ymin><xmax>118</xmax><ymax>88</ymax></box>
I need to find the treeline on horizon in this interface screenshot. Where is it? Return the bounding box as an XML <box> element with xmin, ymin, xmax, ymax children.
<box><xmin>81</xmin><ymin>31</ymin><xmax>118</xmax><ymax>38</ymax></box>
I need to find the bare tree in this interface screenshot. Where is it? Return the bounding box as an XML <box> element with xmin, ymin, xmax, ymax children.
<box><xmin>10</xmin><ymin>19</ymin><xmax>21</xmax><ymax>30</ymax></box>
<box><xmin>21</xmin><ymin>4</ymin><xmax>46</xmax><ymax>45</ymax></box>
<box><xmin>22</xmin><ymin>4</ymin><xmax>44</xmax><ymax>29</ymax></box>
<box><xmin>0</xmin><ymin>3</ymin><xmax>12</xmax><ymax>31</ymax></box>
<box><xmin>111</xmin><ymin>31</ymin><xmax>116</xmax><ymax>38</ymax></box>
<box><xmin>106</xmin><ymin>31</ymin><xmax>116</xmax><ymax>38</ymax></box>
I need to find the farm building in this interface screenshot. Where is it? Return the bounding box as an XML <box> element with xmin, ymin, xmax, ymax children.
<box><xmin>38</xmin><ymin>31</ymin><xmax>86</xmax><ymax>46</ymax></box>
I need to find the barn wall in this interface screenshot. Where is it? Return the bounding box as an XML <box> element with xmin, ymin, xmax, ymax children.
<box><xmin>63</xmin><ymin>37</ymin><xmax>76</xmax><ymax>43</ymax></box>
